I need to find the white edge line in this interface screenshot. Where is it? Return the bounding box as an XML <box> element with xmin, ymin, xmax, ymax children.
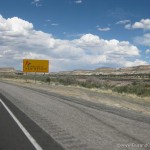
<box><xmin>0</xmin><ymin>98</ymin><xmax>43</xmax><ymax>150</ymax></box>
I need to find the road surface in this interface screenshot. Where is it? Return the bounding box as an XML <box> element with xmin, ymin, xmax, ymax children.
<box><xmin>0</xmin><ymin>81</ymin><xmax>150</xmax><ymax>150</ymax></box>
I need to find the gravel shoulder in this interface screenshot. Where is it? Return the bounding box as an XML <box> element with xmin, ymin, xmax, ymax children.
<box><xmin>1</xmin><ymin>78</ymin><xmax>150</xmax><ymax>116</ymax></box>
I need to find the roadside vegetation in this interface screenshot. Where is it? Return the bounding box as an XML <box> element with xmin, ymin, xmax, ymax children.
<box><xmin>0</xmin><ymin>73</ymin><xmax>150</xmax><ymax>97</ymax></box>
<box><xmin>40</xmin><ymin>74</ymin><xmax>150</xmax><ymax>97</ymax></box>
<box><xmin>113</xmin><ymin>82</ymin><xmax>150</xmax><ymax>97</ymax></box>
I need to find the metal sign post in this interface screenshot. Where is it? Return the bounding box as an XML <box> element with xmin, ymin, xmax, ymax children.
<box><xmin>26</xmin><ymin>72</ymin><xmax>27</xmax><ymax>82</ymax></box>
<box><xmin>35</xmin><ymin>72</ymin><xmax>36</xmax><ymax>84</ymax></box>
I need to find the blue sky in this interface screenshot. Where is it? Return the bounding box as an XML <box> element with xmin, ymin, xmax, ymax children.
<box><xmin>0</xmin><ymin>0</ymin><xmax>150</xmax><ymax>71</ymax></box>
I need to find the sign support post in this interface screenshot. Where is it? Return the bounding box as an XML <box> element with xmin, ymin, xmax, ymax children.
<box><xmin>26</xmin><ymin>72</ymin><xmax>27</xmax><ymax>82</ymax></box>
<box><xmin>35</xmin><ymin>72</ymin><xmax>36</xmax><ymax>84</ymax></box>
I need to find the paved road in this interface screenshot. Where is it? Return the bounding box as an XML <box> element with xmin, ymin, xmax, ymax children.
<box><xmin>0</xmin><ymin>81</ymin><xmax>150</xmax><ymax>150</ymax></box>
<box><xmin>0</xmin><ymin>90</ymin><xmax>64</xmax><ymax>150</ymax></box>
<box><xmin>0</xmin><ymin>99</ymin><xmax>36</xmax><ymax>150</ymax></box>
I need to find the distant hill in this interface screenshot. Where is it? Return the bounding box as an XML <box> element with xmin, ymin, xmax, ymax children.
<box><xmin>117</xmin><ymin>65</ymin><xmax>150</xmax><ymax>75</ymax></box>
<box><xmin>0</xmin><ymin>67</ymin><xmax>15</xmax><ymax>73</ymax></box>
<box><xmin>52</xmin><ymin>65</ymin><xmax>150</xmax><ymax>75</ymax></box>
<box><xmin>0</xmin><ymin>65</ymin><xmax>150</xmax><ymax>75</ymax></box>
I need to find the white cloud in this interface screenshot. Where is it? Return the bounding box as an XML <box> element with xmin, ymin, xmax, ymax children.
<box><xmin>124</xmin><ymin>59</ymin><xmax>148</xmax><ymax>67</ymax></box>
<box><xmin>146</xmin><ymin>49</ymin><xmax>150</xmax><ymax>54</ymax></box>
<box><xmin>124</xmin><ymin>24</ymin><xmax>131</xmax><ymax>29</ymax></box>
<box><xmin>74</xmin><ymin>0</ymin><xmax>82</xmax><ymax>4</ymax></box>
<box><xmin>32</xmin><ymin>0</ymin><xmax>42</xmax><ymax>7</ymax></box>
<box><xmin>116</xmin><ymin>20</ymin><xmax>130</xmax><ymax>25</ymax></box>
<box><xmin>132</xmin><ymin>19</ymin><xmax>150</xmax><ymax>30</ymax></box>
<box><xmin>0</xmin><ymin>15</ymin><xmax>33</xmax><ymax>36</ymax></box>
<box><xmin>0</xmin><ymin>15</ymin><xmax>148</xmax><ymax>71</ymax></box>
<box><xmin>125</xmin><ymin>19</ymin><xmax>150</xmax><ymax>30</ymax></box>
<box><xmin>79</xmin><ymin>33</ymin><xmax>100</xmax><ymax>44</ymax></box>
<box><xmin>134</xmin><ymin>33</ymin><xmax>150</xmax><ymax>46</ymax></box>
<box><xmin>98</xmin><ymin>27</ymin><xmax>110</xmax><ymax>32</ymax></box>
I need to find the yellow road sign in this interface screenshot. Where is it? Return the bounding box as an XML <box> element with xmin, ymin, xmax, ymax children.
<box><xmin>23</xmin><ymin>59</ymin><xmax>49</xmax><ymax>73</ymax></box>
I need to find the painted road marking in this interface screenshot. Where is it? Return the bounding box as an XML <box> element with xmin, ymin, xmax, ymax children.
<box><xmin>0</xmin><ymin>98</ymin><xmax>43</xmax><ymax>150</ymax></box>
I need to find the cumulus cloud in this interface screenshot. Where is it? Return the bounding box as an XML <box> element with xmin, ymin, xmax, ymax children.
<box><xmin>0</xmin><ymin>15</ymin><xmax>33</xmax><ymax>35</ymax></box>
<box><xmin>125</xmin><ymin>19</ymin><xmax>150</xmax><ymax>30</ymax></box>
<box><xmin>0</xmin><ymin>15</ymin><xmax>148</xmax><ymax>71</ymax></box>
<box><xmin>132</xmin><ymin>19</ymin><xmax>150</xmax><ymax>30</ymax></box>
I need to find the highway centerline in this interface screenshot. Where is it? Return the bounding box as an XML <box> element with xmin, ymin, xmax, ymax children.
<box><xmin>0</xmin><ymin>98</ymin><xmax>43</xmax><ymax>150</ymax></box>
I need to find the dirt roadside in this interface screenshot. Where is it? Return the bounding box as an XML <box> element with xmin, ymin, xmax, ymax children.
<box><xmin>1</xmin><ymin>78</ymin><xmax>150</xmax><ymax>116</ymax></box>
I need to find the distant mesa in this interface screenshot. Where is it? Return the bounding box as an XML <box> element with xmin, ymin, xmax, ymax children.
<box><xmin>0</xmin><ymin>65</ymin><xmax>150</xmax><ymax>75</ymax></box>
<box><xmin>95</xmin><ymin>67</ymin><xmax>115</xmax><ymax>72</ymax></box>
<box><xmin>0</xmin><ymin>67</ymin><xmax>23</xmax><ymax>75</ymax></box>
<box><xmin>51</xmin><ymin>65</ymin><xmax>150</xmax><ymax>75</ymax></box>
<box><xmin>0</xmin><ymin>67</ymin><xmax>16</xmax><ymax>73</ymax></box>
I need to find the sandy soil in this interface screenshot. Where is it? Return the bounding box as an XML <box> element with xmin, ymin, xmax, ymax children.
<box><xmin>1</xmin><ymin>78</ymin><xmax>150</xmax><ymax>116</ymax></box>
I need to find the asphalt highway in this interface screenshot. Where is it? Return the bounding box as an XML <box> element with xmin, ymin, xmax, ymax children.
<box><xmin>0</xmin><ymin>92</ymin><xmax>64</xmax><ymax>150</ymax></box>
<box><xmin>0</xmin><ymin>81</ymin><xmax>150</xmax><ymax>150</ymax></box>
<box><xmin>0</xmin><ymin>99</ymin><xmax>36</xmax><ymax>150</ymax></box>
